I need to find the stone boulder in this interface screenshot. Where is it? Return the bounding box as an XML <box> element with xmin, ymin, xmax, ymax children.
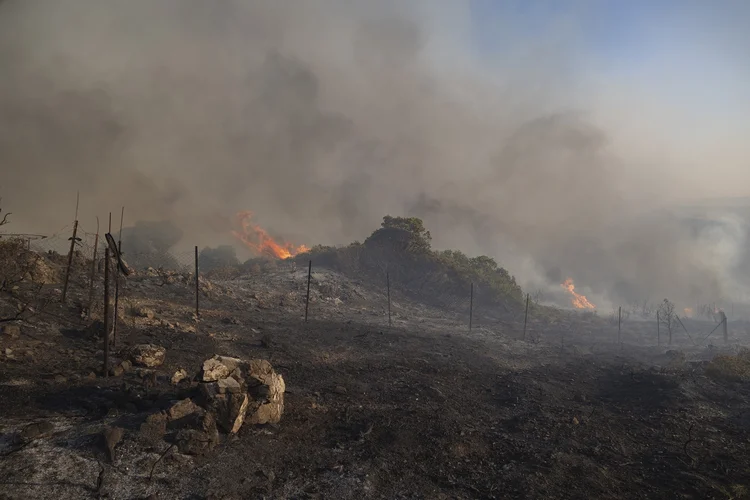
<box><xmin>244</xmin><ymin>359</ymin><xmax>286</xmax><ymax>425</ymax></box>
<box><xmin>197</xmin><ymin>355</ymin><xmax>285</xmax><ymax>432</ymax></box>
<box><xmin>1</xmin><ymin>324</ymin><xmax>21</xmax><ymax>340</ymax></box>
<box><xmin>130</xmin><ymin>344</ymin><xmax>166</xmax><ymax>367</ymax></box>
<box><xmin>176</xmin><ymin>412</ymin><xmax>219</xmax><ymax>455</ymax></box>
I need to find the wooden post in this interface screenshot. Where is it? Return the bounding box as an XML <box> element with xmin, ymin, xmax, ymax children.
<box><xmin>469</xmin><ymin>283</ymin><xmax>474</xmax><ymax>332</ymax></box>
<box><xmin>103</xmin><ymin>248</ymin><xmax>110</xmax><ymax>377</ymax></box>
<box><xmin>304</xmin><ymin>260</ymin><xmax>312</xmax><ymax>323</ymax></box>
<box><xmin>523</xmin><ymin>293</ymin><xmax>530</xmax><ymax>340</ymax></box>
<box><xmin>721</xmin><ymin>311</ymin><xmax>728</xmax><ymax>344</ymax></box>
<box><xmin>112</xmin><ymin>207</ymin><xmax>124</xmax><ymax>346</ymax></box>
<box><xmin>87</xmin><ymin>218</ymin><xmax>100</xmax><ymax>318</ymax></box>
<box><xmin>386</xmin><ymin>271</ymin><xmax>391</xmax><ymax>327</ymax></box>
<box><xmin>194</xmin><ymin>246</ymin><xmax>199</xmax><ymax>319</ymax></box>
<box><xmin>618</xmin><ymin>306</ymin><xmax>622</xmax><ymax>344</ymax></box>
<box><xmin>61</xmin><ymin>220</ymin><xmax>79</xmax><ymax>303</ymax></box>
<box><xmin>669</xmin><ymin>321</ymin><xmax>672</xmax><ymax>346</ymax></box>
<box><xmin>657</xmin><ymin>311</ymin><xmax>660</xmax><ymax>346</ymax></box>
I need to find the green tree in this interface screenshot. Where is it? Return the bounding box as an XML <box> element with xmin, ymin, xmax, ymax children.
<box><xmin>366</xmin><ymin>215</ymin><xmax>432</xmax><ymax>253</ymax></box>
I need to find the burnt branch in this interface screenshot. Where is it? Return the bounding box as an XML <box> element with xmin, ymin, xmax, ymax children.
<box><xmin>0</xmin><ymin>198</ymin><xmax>10</xmax><ymax>227</ymax></box>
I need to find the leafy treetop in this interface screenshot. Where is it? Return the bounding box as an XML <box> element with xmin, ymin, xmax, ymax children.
<box><xmin>370</xmin><ymin>215</ymin><xmax>432</xmax><ymax>253</ymax></box>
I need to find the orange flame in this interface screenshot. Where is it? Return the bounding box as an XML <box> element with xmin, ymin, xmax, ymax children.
<box><xmin>683</xmin><ymin>307</ymin><xmax>694</xmax><ymax>318</ymax></box>
<box><xmin>231</xmin><ymin>211</ymin><xmax>309</xmax><ymax>259</ymax></box>
<box><xmin>561</xmin><ymin>278</ymin><xmax>596</xmax><ymax>309</ymax></box>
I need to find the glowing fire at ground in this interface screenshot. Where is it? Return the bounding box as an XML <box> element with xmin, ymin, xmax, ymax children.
<box><xmin>231</xmin><ymin>211</ymin><xmax>309</xmax><ymax>259</ymax></box>
<box><xmin>684</xmin><ymin>307</ymin><xmax>694</xmax><ymax>318</ymax></box>
<box><xmin>561</xmin><ymin>278</ymin><xmax>596</xmax><ymax>309</ymax></box>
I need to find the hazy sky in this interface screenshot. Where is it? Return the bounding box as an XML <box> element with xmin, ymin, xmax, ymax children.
<box><xmin>470</xmin><ymin>0</ymin><xmax>750</xmax><ymax>198</ymax></box>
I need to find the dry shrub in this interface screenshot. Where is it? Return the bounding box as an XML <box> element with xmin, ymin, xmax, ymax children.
<box><xmin>0</xmin><ymin>239</ymin><xmax>59</xmax><ymax>288</ymax></box>
<box><xmin>205</xmin><ymin>266</ymin><xmax>242</xmax><ymax>281</ymax></box>
<box><xmin>705</xmin><ymin>349</ymin><xmax>750</xmax><ymax>382</ymax></box>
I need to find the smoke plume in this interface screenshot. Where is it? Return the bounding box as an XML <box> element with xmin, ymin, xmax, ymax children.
<box><xmin>1</xmin><ymin>0</ymin><xmax>749</xmax><ymax>309</ymax></box>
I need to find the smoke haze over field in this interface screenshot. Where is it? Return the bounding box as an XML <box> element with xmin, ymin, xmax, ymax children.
<box><xmin>1</xmin><ymin>0</ymin><xmax>750</xmax><ymax>308</ymax></box>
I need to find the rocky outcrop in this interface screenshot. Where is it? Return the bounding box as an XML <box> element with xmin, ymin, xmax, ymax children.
<box><xmin>198</xmin><ymin>355</ymin><xmax>285</xmax><ymax>428</ymax></box>
<box><xmin>129</xmin><ymin>344</ymin><xmax>166</xmax><ymax>367</ymax></box>
<box><xmin>138</xmin><ymin>355</ymin><xmax>284</xmax><ymax>456</ymax></box>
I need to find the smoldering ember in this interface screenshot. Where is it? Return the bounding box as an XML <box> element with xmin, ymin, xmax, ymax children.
<box><xmin>3</xmin><ymin>2</ymin><xmax>750</xmax><ymax>499</ymax></box>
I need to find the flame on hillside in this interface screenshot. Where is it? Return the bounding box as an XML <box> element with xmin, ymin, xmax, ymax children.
<box><xmin>231</xmin><ymin>211</ymin><xmax>309</xmax><ymax>259</ymax></box>
<box><xmin>561</xmin><ymin>278</ymin><xmax>596</xmax><ymax>309</ymax></box>
<box><xmin>684</xmin><ymin>307</ymin><xmax>694</xmax><ymax>318</ymax></box>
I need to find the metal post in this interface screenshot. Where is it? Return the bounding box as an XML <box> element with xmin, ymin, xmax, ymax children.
<box><xmin>469</xmin><ymin>283</ymin><xmax>474</xmax><ymax>331</ymax></box>
<box><xmin>523</xmin><ymin>293</ymin><xmax>530</xmax><ymax>340</ymax></box>
<box><xmin>194</xmin><ymin>246</ymin><xmax>199</xmax><ymax>319</ymax></box>
<box><xmin>61</xmin><ymin>220</ymin><xmax>79</xmax><ymax>303</ymax></box>
<box><xmin>103</xmin><ymin>248</ymin><xmax>110</xmax><ymax>377</ymax></box>
<box><xmin>669</xmin><ymin>320</ymin><xmax>672</xmax><ymax>345</ymax></box>
<box><xmin>386</xmin><ymin>271</ymin><xmax>391</xmax><ymax>327</ymax></box>
<box><xmin>87</xmin><ymin>217</ymin><xmax>100</xmax><ymax>318</ymax></box>
<box><xmin>112</xmin><ymin>207</ymin><xmax>124</xmax><ymax>346</ymax></box>
<box><xmin>305</xmin><ymin>260</ymin><xmax>312</xmax><ymax>323</ymax></box>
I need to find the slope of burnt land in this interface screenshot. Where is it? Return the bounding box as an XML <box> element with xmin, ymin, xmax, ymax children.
<box><xmin>0</xmin><ymin>254</ymin><xmax>749</xmax><ymax>499</ymax></box>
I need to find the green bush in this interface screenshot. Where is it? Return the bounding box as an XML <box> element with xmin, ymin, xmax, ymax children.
<box><xmin>296</xmin><ymin>215</ymin><xmax>523</xmax><ymax>308</ymax></box>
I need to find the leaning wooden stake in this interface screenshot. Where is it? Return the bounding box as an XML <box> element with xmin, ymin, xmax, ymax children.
<box><xmin>103</xmin><ymin>248</ymin><xmax>110</xmax><ymax>377</ymax></box>
<box><xmin>62</xmin><ymin>192</ymin><xmax>81</xmax><ymax>303</ymax></box>
<box><xmin>87</xmin><ymin>217</ymin><xmax>100</xmax><ymax>317</ymax></box>
<box><xmin>194</xmin><ymin>246</ymin><xmax>200</xmax><ymax>319</ymax></box>
<box><xmin>61</xmin><ymin>220</ymin><xmax>79</xmax><ymax>303</ymax></box>
<box><xmin>469</xmin><ymin>283</ymin><xmax>474</xmax><ymax>332</ymax></box>
<box><xmin>523</xmin><ymin>293</ymin><xmax>530</xmax><ymax>341</ymax></box>
<box><xmin>386</xmin><ymin>270</ymin><xmax>391</xmax><ymax>327</ymax></box>
<box><xmin>721</xmin><ymin>311</ymin><xmax>728</xmax><ymax>344</ymax></box>
<box><xmin>304</xmin><ymin>260</ymin><xmax>312</xmax><ymax>323</ymax></box>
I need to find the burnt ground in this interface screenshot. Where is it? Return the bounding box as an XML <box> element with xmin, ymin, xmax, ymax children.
<box><xmin>1</xmin><ymin>258</ymin><xmax>750</xmax><ymax>499</ymax></box>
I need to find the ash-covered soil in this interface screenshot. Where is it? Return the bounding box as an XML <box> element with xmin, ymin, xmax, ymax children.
<box><xmin>1</xmin><ymin>256</ymin><xmax>749</xmax><ymax>499</ymax></box>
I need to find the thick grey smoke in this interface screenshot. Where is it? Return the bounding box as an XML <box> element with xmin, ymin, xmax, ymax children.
<box><xmin>1</xmin><ymin>0</ymin><xmax>749</xmax><ymax>309</ymax></box>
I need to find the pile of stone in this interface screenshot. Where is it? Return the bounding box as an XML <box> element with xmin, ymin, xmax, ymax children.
<box><xmin>141</xmin><ymin>355</ymin><xmax>285</xmax><ymax>456</ymax></box>
<box><xmin>198</xmin><ymin>355</ymin><xmax>285</xmax><ymax>430</ymax></box>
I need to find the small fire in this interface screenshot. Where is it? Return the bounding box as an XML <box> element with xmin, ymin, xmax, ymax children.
<box><xmin>561</xmin><ymin>278</ymin><xmax>596</xmax><ymax>309</ymax></box>
<box><xmin>231</xmin><ymin>211</ymin><xmax>309</xmax><ymax>259</ymax></box>
<box><xmin>684</xmin><ymin>307</ymin><xmax>694</xmax><ymax>318</ymax></box>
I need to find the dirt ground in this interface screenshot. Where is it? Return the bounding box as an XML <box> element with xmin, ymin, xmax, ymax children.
<box><xmin>1</xmin><ymin>257</ymin><xmax>749</xmax><ymax>499</ymax></box>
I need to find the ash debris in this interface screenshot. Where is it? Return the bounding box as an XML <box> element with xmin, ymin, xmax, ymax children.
<box><xmin>1</xmin><ymin>210</ymin><xmax>750</xmax><ymax>498</ymax></box>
